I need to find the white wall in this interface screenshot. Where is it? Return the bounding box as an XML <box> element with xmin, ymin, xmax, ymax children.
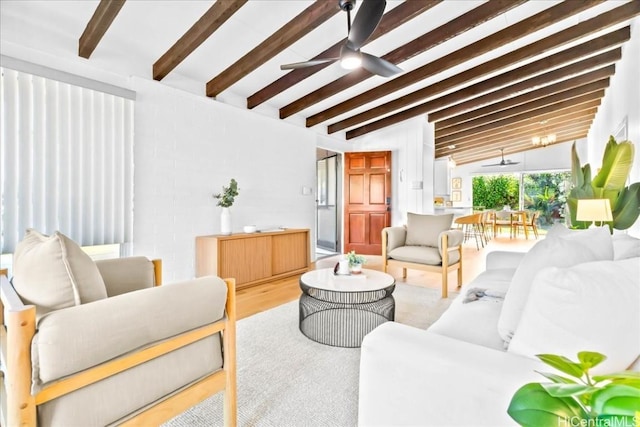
<box><xmin>586</xmin><ymin>16</ymin><xmax>640</xmax><ymax>237</ymax></box>
<box><xmin>132</xmin><ymin>78</ymin><xmax>317</xmax><ymax>281</ymax></box>
<box><xmin>0</xmin><ymin>45</ymin><xmax>318</xmax><ymax>282</ymax></box>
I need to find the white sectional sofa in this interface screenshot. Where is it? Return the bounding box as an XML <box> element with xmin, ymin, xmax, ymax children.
<box><xmin>358</xmin><ymin>226</ymin><xmax>640</xmax><ymax>426</ymax></box>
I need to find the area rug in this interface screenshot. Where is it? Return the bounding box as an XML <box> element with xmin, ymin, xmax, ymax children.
<box><xmin>164</xmin><ymin>283</ymin><xmax>457</xmax><ymax>427</ymax></box>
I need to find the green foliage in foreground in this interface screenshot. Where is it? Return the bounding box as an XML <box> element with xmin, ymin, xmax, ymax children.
<box><xmin>508</xmin><ymin>351</ymin><xmax>640</xmax><ymax>427</ymax></box>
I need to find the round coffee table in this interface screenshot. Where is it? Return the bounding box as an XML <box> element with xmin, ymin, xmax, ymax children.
<box><xmin>299</xmin><ymin>268</ymin><xmax>395</xmax><ymax>348</ymax></box>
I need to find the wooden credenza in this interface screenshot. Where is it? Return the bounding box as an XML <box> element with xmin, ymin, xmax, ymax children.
<box><xmin>195</xmin><ymin>228</ymin><xmax>310</xmax><ymax>289</ymax></box>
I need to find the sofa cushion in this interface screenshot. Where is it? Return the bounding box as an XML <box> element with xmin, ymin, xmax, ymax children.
<box><xmin>508</xmin><ymin>257</ymin><xmax>640</xmax><ymax>374</ymax></box>
<box><xmin>429</xmin><ymin>268</ymin><xmax>514</xmax><ymax>350</ymax></box>
<box><xmin>405</xmin><ymin>213</ymin><xmax>453</xmax><ymax>247</ymax></box>
<box><xmin>12</xmin><ymin>229</ymin><xmax>107</xmax><ymax>318</ymax></box>
<box><xmin>388</xmin><ymin>246</ymin><xmax>445</xmax><ymax>265</ymax></box>
<box><xmin>497</xmin><ymin>227</ymin><xmax>613</xmax><ymax>344</ymax></box>
<box><xmin>359</xmin><ymin>323</ymin><xmax>545</xmax><ymax>426</ymax></box>
<box><xmin>612</xmin><ymin>233</ymin><xmax>640</xmax><ymax>260</ymax></box>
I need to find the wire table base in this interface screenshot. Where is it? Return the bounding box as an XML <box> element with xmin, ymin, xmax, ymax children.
<box><xmin>299</xmin><ymin>271</ymin><xmax>395</xmax><ymax>348</ymax></box>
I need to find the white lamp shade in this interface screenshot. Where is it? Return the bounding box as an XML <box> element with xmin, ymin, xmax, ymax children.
<box><xmin>576</xmin><ymin>199</ymin><xmax>613</xmax><ymax>222</ymax></box>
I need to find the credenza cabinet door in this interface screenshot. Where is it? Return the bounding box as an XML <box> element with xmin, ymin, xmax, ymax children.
<box><xmin>272</xmin><ymin>232</ymin><xmax>308</xmax><ymax>275</ymax></box>
<box><xmin>219</xmin><ymin>236</ymin><xmax>271</xmax><ymax>284</ymax></box>
<box><xmin>196</xmin><ymin>229</ymin><xmax>310</xmax><ymax>289</ymax></box>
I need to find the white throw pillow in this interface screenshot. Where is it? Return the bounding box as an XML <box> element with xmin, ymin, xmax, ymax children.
<box><xmin>508</xmin><ymin>258</ymin><xmax>640</xmax><ymax>374</ymax></box>
<box><xmin>12</xmin><ymin>229</ymin><xmax>108</xmax><ymax>318</ymax></box>
<box><xmin>497</xmin><ymin>227</ymin><xmax>613</xmax><ymax>344</ymax></box>
<box><xmin>612</xmin><ymin>233</ymin><xmax>640</xmax><ymax>260</ymax></box>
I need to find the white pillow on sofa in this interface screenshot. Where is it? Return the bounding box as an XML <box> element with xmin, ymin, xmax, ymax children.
<box><xmin>508</xmin><ymin>257</ymin><xmax>640</xmax><ymax>374</ymax></box>
<box><xmin>12</xmin><ymin>229</ymin><xmax>108</xmax><ymax>318</ymax></box>
<box><xmin>612</xmin><ymin>233</ymin><xmax>640</xmax><ymax>260</ymax></box>
<box><xmin>497</xmin><ymin>227</ymin><xmax>613</xmax><ymax>344</ymax></box>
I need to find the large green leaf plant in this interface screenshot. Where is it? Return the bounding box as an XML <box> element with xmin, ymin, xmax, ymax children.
<box><xmin>508</xmin><ymin>351</ymin><xmax>640</xmax><ymax>427</ymax></box>
<box><xmin>568</xmin><ymin>137</ymin><xmax>640</xmax><ymax>230</ymax></box>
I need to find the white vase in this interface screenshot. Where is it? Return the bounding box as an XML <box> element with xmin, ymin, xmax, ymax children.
<box><xmin>220</xmin><ymin>207</ymin><xmax>232</xmax><ymax>235</ymax></box>
<box><xmin>350</xmin><ymin>263</ymin><xmax>362</xmax><ymax>274</ymax></box>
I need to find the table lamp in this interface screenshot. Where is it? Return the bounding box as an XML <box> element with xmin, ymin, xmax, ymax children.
<box><xmin>576</xmin><ymin>199</ymin><xmax>613</xmax><ymax>228</ymax></box>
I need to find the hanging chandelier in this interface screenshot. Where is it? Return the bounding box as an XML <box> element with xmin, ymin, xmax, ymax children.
<box><xmin>532</xmin><ymin>134</ymin><xmax>556</xmax><ymax>146</ymax></box>
<box><xmin>532</xmin><ymin>120</ymin><xmax>555</xmax><ymax>147</ymax></box>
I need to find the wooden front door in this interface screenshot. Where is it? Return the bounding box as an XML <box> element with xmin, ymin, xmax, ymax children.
<box><xmin>344</xmin><ymin>151</ymin><xmax>391</xmax><ymax>255</ymax></box>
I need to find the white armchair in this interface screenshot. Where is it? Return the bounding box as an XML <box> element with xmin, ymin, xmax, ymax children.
<box><xmin>382</xmin><ymin>213</ymin><xmax>464</xmax><ymax>298</ymax></box>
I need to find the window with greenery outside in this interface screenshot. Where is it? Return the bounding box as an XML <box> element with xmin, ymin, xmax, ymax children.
<box><xmin>472</xmin><ymin>175</ymin><xmax>520</xmax><ymax>210</ymax></box>
<box><xmin>523</xmin><ymin>172</ymin><xmax>570</xmax><ymax>227</ymax></box>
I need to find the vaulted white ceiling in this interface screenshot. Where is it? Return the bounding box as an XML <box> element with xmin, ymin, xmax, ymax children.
<box><xmin>1</xmin><ymin>0</ymin><xmax>637</xmax><ymax>164</ymax></box>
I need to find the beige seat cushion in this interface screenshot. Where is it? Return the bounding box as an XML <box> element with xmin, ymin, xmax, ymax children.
<box><xmin>12</xmin><ymin>229</ymin><xmax>107</xmax><ymax>318</ymax></box>
<box><xmin>388</xmin><ymin>246</ymin><xmax>443</xmax><ymax>265</ymax></box>
<box><xmin>405</xmin><ymin>213</ymin><xmax>453</xmax><ymax>247</ymax></box>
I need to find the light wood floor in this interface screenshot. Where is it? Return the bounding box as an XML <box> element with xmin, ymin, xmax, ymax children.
<box><xmin>236</xmin><ymin>235</ymin><xmax>541</xmax><ymax>320</ymax></box>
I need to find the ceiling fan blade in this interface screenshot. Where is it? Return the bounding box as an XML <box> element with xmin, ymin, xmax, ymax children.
<box><xmin>280</xmin><ymin>57</ymin><xmax>338</xmax><ymax>70</ymax></box>
<box><xmin>346</xmin><ymin>0</ymin><xmax>386</xmax><ymax>51</ymax></box>
<box><xmin>360</xmin><ymin>52</ymin><xmax>401</xmax><ymax>77</ymax></box>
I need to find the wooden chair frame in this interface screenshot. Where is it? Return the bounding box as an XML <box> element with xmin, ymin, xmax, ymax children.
<box><xmin>0</xmin><ymin>263</ymin><xmax>237</xmax><ymax>426</ymax></box>
<box><xmin>381</xmin><ymin>231</ymin><xmax>463</xmax><ymax>298</ymax></box>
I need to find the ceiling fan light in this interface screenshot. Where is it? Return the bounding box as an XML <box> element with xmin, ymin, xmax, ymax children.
<box><xmin>340</xmin><ymin>50</ymin><xmax>362</xmax><ymax>70</ymax></box>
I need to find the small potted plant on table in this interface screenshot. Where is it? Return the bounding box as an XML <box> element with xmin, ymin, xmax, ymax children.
<box><xmin>346</xmin><ymin>250</ymin><xmax>367</xmax><ymax>274</ymax></box>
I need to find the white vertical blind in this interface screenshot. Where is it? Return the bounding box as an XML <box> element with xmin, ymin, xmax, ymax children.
<box><xmin>0</xmin><ymin>67</ymin><xmax>134</xmax><ymax>253</ymax></box>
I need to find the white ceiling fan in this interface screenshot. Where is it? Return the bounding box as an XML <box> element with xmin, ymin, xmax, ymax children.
<box><xmin>482</xmin><ymin>149</ymin><xmax>520</xmax><ymax>167</ymax></box>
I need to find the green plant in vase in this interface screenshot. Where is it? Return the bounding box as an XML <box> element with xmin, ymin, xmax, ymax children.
<box><xmin>508</xmin><ymin>351</ymin><xmax>640</xmax><ymax>427</ymax></box>
<box><xmin>213</xmin><ymin>178</ymin><xmax>239</xmax><ymax>235</ymax></box>
<box><xmin>346</xmin><ymin>250</ymin><xmax>366</xmax><ymax>274</ymax></box>
<box><xmin>213</xmin><ymin>178</ymin><xmax>239</xmax><ymax>208</ymax></box>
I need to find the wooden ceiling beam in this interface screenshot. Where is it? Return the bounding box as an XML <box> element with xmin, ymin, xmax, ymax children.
<box><xmin>206</xmin><ymin>0</ymin><xmax>341</xmax><ymax>98</ymax></box>
<box><xmin>328</xmin><ymin>35</ymin><xmax>624</xmax><ymax>134</ymax></box>
<box><xmin>435</xmin><ymin>119</ymin><xmax>595</xmax><ymax>158</ymax></box>
<box><xmin>437</xmin><ymin>117</ymin><xmax>595</xmax><ymax>158</ymax></box>
<box><xmin>427</xmin><ymin>46</ymin><xmax>622</xmax><ymax>123</ymax></box>
<box><xmin>435</xmin><ymin>111</ymin><xmax>597</xmax><ymax>156</ymax></box>
<box><xmin>78</xmin><ymin>0</ymin><xmax>126</xmax><ymax>58</ymax></box>
<box><xmin>435</xmin><ymin>77</ymin><xmax>610</xmax><ymax>137</ymax></box>
<box><xmin>342</xmin><ymin>2</ymin><xmax>640</xmax><ymax>140</ymax></box>
<box><xmin>347</xmin><ymin>88</ymin><xmax>602</xmax><ymax>142</ymax></box>
<box><xmin>434</xmin><ymin>100</ymin><xmax>601</xmax><ymax>149</ymax></box>
<box><xmin>450</xmin><ymin>126</ymin><xmax>589</xmax><ymax>165</ymax></box>
<box><xmin>445</xmin><ymin>128</ymin><xmax>589</xmax><ymax>165</ymax></box>
<box><xmin>246</xmin><ymin>0</ymin><xmax>441</xmax><ymax>109</ymax></box>
<box><xmin>434</xmin><ymin>91</ymin><xmax>604</xmax><ymax>145</ymax></box>
<box><xmin>153</xmin><ymin>0</ymin><xmax>248</xmax><ymax>81</ymax></box>
<box><xmin>307</xmin><ymin>0</ymin><xmax>607</xmax><ymax>127</ymax></box>
<box><xmin>276</xmin><ymin>0</ymin><xmax>527</xmax><ymax>120</ymax></box>
<box><xmin>453</xmin><ymin>128</ymin><xmax>592</xmax><ymax>161</ymax></box>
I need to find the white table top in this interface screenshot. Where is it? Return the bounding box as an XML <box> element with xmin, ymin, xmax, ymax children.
<box><xmin>300</xmin><ymin>268</ymin><xmax>395</xmax><ymax>293</ymax></box>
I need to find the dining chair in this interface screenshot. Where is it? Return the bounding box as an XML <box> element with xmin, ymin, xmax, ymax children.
<box><xmin>510</xmin><ymin>211</ymin><xmax>531</xmax><ymax>239</ymax></box>
<box><xmin>522</xmin><ymin>211</ymin><xmax>540</xmax><ymax>239</ymax></box>
<box><xmin>493</xmin><ymin>211</ymin><xmax>513</xmax><ymax>237</ymax></box>
<box><xmin>454</xmin><ymin>212</ymin><xmax>485</xmax><ymax>250</ymax></box>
